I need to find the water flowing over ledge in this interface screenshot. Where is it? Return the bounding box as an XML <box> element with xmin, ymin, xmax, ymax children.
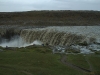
<box><xmin>0</xmin><ymin>26</ymin><xmax>100</xmax><ymax>48</ymax></box>
<box><xmin>20</xmin><ymin>26</ymin><xmax>100</xmax><ymax>46</ymax></box>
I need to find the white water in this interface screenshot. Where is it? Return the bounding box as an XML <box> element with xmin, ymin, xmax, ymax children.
<box><xmin>0</xmin><ymin>36</ymin><xmax>43</xmax><ymax>47</ymax></box>
<box><xmin>25</xmin><ymin>26</ymin><xmax>100</xmax><ymax>43</ymax></box>
<box><xmin>71</xmin><ymin>44</ymin><xmax>100</xmax><ymax>54</ymax></box>
<box><xmin>0</xmin><ymin>26</ymin><xmax>100</xmax><ymax>48</ymax></box>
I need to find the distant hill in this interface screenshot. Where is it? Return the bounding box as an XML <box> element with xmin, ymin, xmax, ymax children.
<box><xmin>0</xmin><ymin>10</ymin><xmax>100</xmax><ymax>26</ymax></box>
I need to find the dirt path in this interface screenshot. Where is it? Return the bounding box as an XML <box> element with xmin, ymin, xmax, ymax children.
<box><xmin>60</xmin><ymin>55</ymin><xmax>91</xmax><ymax>73</ymax></box>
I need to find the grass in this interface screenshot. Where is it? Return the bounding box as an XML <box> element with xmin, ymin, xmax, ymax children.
<box><xmin>0</xmin><ymin>46</ymin><xmax>88</xmax><ymax>75</ymax></box>
<box><xmin>88</xmin><ymin>54</ymin><xmax>100</xmax><ymax>75</ymax></box>
<box><xmin>66</xmin><ymin>54</ymin><xmax>90</xmax><ymax>69</ymax></box>
<box><xmin>66</xmin><ymin>54</ymin><xmax>100</xmax><ymax>75</ymax></box>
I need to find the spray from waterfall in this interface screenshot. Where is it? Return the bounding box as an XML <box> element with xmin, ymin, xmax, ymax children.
<box><xmin>0</xmin><ymin>36</ymin><xmax>43</xmax><ymax>47</ymax></box>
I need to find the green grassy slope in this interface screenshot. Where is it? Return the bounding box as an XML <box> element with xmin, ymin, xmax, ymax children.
<box><xmin>67</xmin><ymin>54</ymin><xmax>100</xmax><ymax>75</ymax></box>
<box><xmin>0</xmin><ymin>46</ymin><xmax>89</xmax><ymax>75</ymax></box>
<box><xmin>67</xmin><ymin>54</ymin><xmax>90</xmax><ymax>70</ymax></box>
<box><xmin>89</xmin><ymin>55</ymin><xmax>100</xmax><ymax>75</ymax></box>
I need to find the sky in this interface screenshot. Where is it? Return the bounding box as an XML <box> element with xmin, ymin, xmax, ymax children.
<box><xmin>0</xmin><ymin>0</ymin><xmax>100</xmax><ymax>12</ymax></box>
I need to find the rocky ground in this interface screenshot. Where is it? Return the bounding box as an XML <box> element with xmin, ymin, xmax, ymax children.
<box><xmin>0</xmin><ymin>10</ymin><xmax>100</xmax><ymax>26</ymax></box>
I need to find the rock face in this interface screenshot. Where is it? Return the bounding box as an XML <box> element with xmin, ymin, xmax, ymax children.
<box><xmin>0</xmin><ymin>25</ymin><xmax>41</xmax><ymax>43</ymax></box>
<box><xmin>20</xmin><ymin>26</ymin><xmax>100</xmax><ymax>46</ymax></box>
<box><xmin>0</xmin><ymin>25</ymin><xmax>21</xmax><ymax>43</ymax></box>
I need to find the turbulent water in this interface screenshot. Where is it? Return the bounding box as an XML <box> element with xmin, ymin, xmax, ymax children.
<box><xmin>0</xmin><ymin>26</ymin><xmax>100</xmax><ymax>47</ymax></box>
<box><xmin>20</xmin><ymin>26</ymin><xmax>100</xmax><ymax>46</ymax></box>
<box><xmin>0</xmin><ymin>36</ymin><xmax>43</xmax><ymax>47</ymax></box>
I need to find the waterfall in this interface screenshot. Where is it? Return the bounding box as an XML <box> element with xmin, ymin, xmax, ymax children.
<box><xmin>20</xmin><ymin>29</ymin><xmax>85</xmax><ymax>46</ymax></box>
<box><xmin>20</xmin><ymin>26</ymin><xmax>100</xmax><ymax>46</ymax></box>
<box><xmin>0</xmin><ymin>26</ymin><xmax>99</xmax><ymax>47</ymax></box>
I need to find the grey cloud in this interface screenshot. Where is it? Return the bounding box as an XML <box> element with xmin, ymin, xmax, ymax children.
<box><xmin>0</xmin><ymin>0</ymin><xmax>100</xmax><ymax>12</ymax></box>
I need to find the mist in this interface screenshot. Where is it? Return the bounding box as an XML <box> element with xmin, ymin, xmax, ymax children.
<box><xmin>0</xmin><ymin>36</ymin><xmax>43</xmax><ymax>48</ymax></box>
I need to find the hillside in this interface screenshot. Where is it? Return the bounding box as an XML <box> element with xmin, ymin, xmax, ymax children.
<box><xmin>0</xmin><ymin>10</ymin><xmax>100</xmax><ymax>26</ymax></box>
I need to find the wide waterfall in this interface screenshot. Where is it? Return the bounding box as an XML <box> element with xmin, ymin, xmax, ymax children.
<box><xmin>20</xmin><ymin>26</ymin><xmax>100</xmax><ymax>46</ymax></box>
<box><xmin>0</xmin><ymin>26</ymin><xmax>100</xmax><ymax>47</ymax></box>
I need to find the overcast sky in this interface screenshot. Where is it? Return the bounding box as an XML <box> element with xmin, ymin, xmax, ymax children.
<box><xmin>0</xmin><ymin>0</ymin><xmax>100</xmax><ymax>12</ymax></box>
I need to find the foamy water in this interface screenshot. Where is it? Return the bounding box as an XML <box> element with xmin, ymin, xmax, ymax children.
<box><xmin>26</xmin><ymin>26</ymin><xmax>100</xmax><ymax>43</ymax></box>
<box><xmin>0</xmin><ymin>36</ymin><xmax>43</xmax><ymax>48</ymax></box>
<box><xmin>0</xmin><ymin>26</ymin><xmax>100</xmax><ymax>47</ymax></box>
